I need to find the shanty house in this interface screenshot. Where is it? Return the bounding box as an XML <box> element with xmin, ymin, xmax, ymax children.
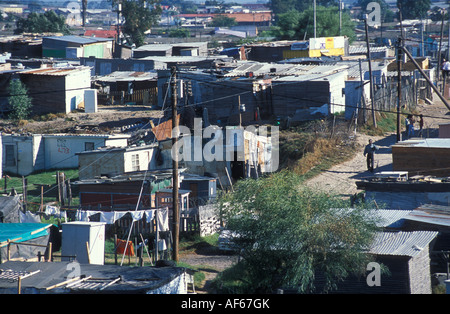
<box><xmin>2</xmin><ymin>133</ymin><xmax>130</xmax><ymax>176</ymax></box>
<box><xmin>366</xmin><ymin>231</ymin><xmax>438</xmax><ymax>294</ymax></box>
<box><xmin>42</xmin><ymin>36</ymin><xmax>114</xmax><ymax>59</ymax></box>
<box><xmin>18</xmin><ymin>66</ymin><xmax>92</xmax><ymax>114</ymax></box>
<box><xmin>0</xmin><ymin>261</ymin><xmax>194</xmax><ymax>294</ymax></box>
<box><xmin>401</xmin><ymin>204</ymin><xmax>450</xmax><ymax>274</ymax></box>
<box><xmin>72</xmin><ymin>169</ymin><xmax>174</xmax><ymax>210</ymax></box>
<box><xmin>173</xmin><ymin>62</ymin><xmax>349</xmax><ymax>124</ymax></box>
<box><xmin>76</xmin><ymin>143</ymin><xmax>158</xmax><ymax>180</ymax></box>
<box><xmin>157</xmin><ymin>125</ymin><xmax>276</xmax><ymax>188</ymax></box>
<box><xmin>311</xmin><ymin>231</ymin><xmax>438</xmax><ymax>294</ymax></box>
<box><xmin>80</xmin><ymin>57</ymin><xmax>155</xmax><ymax>76</ymax></box>
<box><xmin>356</xmin><ymin>173</ymin><xmax>450</xmax><ymax>210</ymax></box>
<box><xmin>180</xmin><ymin>174</ymin><xmax>217</xmax><ymax>206</ymax></box>
<box><xmin>133</xmin><ymin>42</ymin><xmax>208</xmax><ymax>59</ymax></box>
<box><xmin>93</xmin><ymin>71</ymin><xmax>158</xmax><ymax>106</ymax></box>
<box><xmin>392</xmin><ymin>138</ymin><xmax>450</xmax><ymax>177</ymax></box>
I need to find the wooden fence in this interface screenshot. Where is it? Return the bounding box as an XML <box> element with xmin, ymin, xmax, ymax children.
<box><xmin>97</xmin><ymin>88</ymin><xmax>158</xmax><ymax>106</ymax></box>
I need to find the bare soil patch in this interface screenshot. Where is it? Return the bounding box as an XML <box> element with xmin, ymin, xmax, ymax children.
<box><xmin>0</xmin><ymin>105</ymin><xmax>163</xmax><ymax>134</ymax></box>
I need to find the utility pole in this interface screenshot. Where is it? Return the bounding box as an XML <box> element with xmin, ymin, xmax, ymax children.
<box><xmin>438</xmin><ymin>11</ymin><xmax>445</xmax><ymax>82</ymax></box>
<box><xmin>82</xmin><ymin>0</ymin><xmax>87</xmax><ymax>27</ymax></box>
<box><xmin>171</xmin><ymin>66</ymin><xmax>179</xmax><ymax>263</ymax></box>
<box><xmin>314</xmin><ymin>0</ymin><xmax>317</xmax><ymax>38</ymax></box>
<box><xmin>116</xmin><ymin>1</ymin><xmax>122</xmax><ymax>45</ymax></box>
<box><xmin>339</xmin><ymin>0</ymin><xmax>343</xmax><ymax>36</ymax></box>
<box><xmin>397</xmin><ymin>37</ymin><xmax>403</xmax><ymax>143</ymax></box>
<box><xmin>364</xmin><ymin>15</ymin><xmax>377</xmax><ymax>128</ymax></box>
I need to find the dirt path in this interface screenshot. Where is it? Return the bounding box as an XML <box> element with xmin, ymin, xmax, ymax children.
<box><xmin>305</xmin><ymin>132</ymin><xmax>395</xmax><ymax>197</ymax></box>
<box><xmin>179</xmin><ymin>246</ymin><xmax>239</xmax><ymax>294</ymax></box>
<box><xmin>306</xmin><ymin>92</ymin><xmax>450</xmax><ymax>197</ymax></box>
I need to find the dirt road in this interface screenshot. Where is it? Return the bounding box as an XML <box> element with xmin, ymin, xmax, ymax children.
<box><xmin>305</xmin><ymin>132</ymin><xmax>395</xmax><ymax>197</ymax></box>
<box><xmin>306</xmin><ymin>93</ymin><xmax>450</xmax><ymax>197</ymax></box>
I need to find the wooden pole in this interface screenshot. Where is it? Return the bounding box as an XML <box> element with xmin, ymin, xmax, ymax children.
<box><xmin>47</xmin><ymin>242</ymin><xmax>52</xmax><ymax>262</ymax></box>
<box><xmin>40</xmin><ymin>185</ymin><xmax>44</xmax><ymax>212</ymax></box>
<box><xmin>171</xmin><ymin>66</ymin><xmax>180</xmax><ymax>263</ymax></box>
<box><xmin>401</xmin><ymin>45</ymin><xmax>450</xmax><ymax>111</ymax></box>
<box><xmin>397</xmin><ymin>37</ymin><xmax>403</xmax><ymax>142</ymax></box>
<box><xmin>365</xmin><ymin>15</ymin><xmax>377</xmax><ymax>128</ymax></box>
<box><xmin>18</xmin><ymin>270</ymin><xmax>40</xmax><ymax>294</ymax></box>
<box><xmin>114</xmin><ymin>234</ymin><xmax>118</xmax><ymax>265</ymax></box>
<box><xmin>22</xmin><ymin>176</ymin><xmax>27</xmax><ymax>212</ymax></box>
<box><xmin>86</xmin><ymin>242</ymin><xmax>91</xmax><ymax>264</ymax></box>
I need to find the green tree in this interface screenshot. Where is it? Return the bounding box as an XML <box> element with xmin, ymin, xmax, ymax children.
<box><xmin>8</xmin><ymin>79</ymin><xmax>32</xmax><ymax>120</ymax></box>
<box><xmin>111</xmin><ymin>0</ymin><xmax>162</xmax><ymax>47</ymax></box>
<box><xmin>210</xmin><ymin>15</ymin><xmax>237</xmax><ymax>27</ymax></box>
<box><xmin>272</xmin><ymin>6</ymin><xmax>355</xmax><ymax>41</ymax></box>
<box><xmin>397</xmin><ymin>0</ymin><xmax>431</xmax><ymax>20</ymax></box>
<box><xmin>271</xmin><ymin>10</ymin><xmax>302</xmax><ymax>39</ymax></box>
<box><xmin>168</xmin><ymin>28</ymin><xmax>190</xmax><ymax>38</ymax></box>
<box><xmin>15</xmin><ymin>11</ymin><xmax>71</xmax><ymax>35</ymax></box>
<box><xmin>218</xmin><ymin>171</ymin><xmax>379</xmax><ymax>293</ymax></box>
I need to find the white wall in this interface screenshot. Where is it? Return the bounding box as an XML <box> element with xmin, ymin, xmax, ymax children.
<box><xmin>2</xmin><ymin>134</ymin><xmax>43</xmax><ymax>176</ymax></box>
<box><xmin>65</xmin><ymin>68</ymin><xmax>91</xmax><ymax>113</ymax></box>
<box><xmin>123</xmin><ymin>145</ymin><xmax>158</xmax><ymax>173</ymax></box>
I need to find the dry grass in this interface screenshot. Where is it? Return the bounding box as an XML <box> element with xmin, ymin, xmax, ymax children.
<box><xmin>279</xmin><ymin>116</ymin><xmax>358</xmax><ymax>180</ymax></box>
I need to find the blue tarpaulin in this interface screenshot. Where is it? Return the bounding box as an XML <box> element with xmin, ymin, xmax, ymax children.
<box><xmin>0</xmin><ymin>223</ymin><xmax>51</xmax><ymax>246</ymax></box>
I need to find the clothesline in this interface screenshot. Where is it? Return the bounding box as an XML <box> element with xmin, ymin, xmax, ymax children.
<box><xmin>43</xmin><ymin>205</ymin><xmax>169</xmax><ymax>231</ymax></box>
<box><xmin>76</xmin><ymin>208</ymin><xmax>169</xmax><ymax>231</ymax></box>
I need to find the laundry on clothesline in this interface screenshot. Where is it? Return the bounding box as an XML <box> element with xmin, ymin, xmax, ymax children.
<box><xmin>116</xmin><ymin>239</ymin><xmax>135</xmax><ymax>256</ymax></box>
<box><xmin>75</xmin><ymin>207</ymin><xmax>169</xmax><ymax>231</ymax></box>
<box><xmin>44</xmin><ymin>205</ymin><xmax>67</xmax><ymax>221</ymax></box>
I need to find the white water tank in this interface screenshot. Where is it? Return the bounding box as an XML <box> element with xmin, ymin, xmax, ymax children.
<box><xmin>61</xmin><ymin>221</ymin><xmax>106</xmax><ymax>265</ymax></box>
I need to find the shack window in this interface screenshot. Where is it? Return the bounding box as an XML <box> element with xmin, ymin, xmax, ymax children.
<box><xmin>85</xmin><ymin>142</ymin><xmax>95</xmax><ymax>151</ymax></box>
<box><xmin>132</xmin><ymin>154</ymin><xmax>140</xmax><ymax>171</ymax></box>
<box><xmin>5</xmin><ymin>145</ymin><xmax>15</xmax><ymax>166</ymax></box>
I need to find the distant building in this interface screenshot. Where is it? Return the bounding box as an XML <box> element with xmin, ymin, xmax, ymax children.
<box><xmin>42</xmin><ymin>35</ymin><xmax>114</xmax><ymax>59</ymax></box>
<box><xmin>133</xmin><ymin>42</ymin><xmax>208</xmax><ymax>58</ymax></box>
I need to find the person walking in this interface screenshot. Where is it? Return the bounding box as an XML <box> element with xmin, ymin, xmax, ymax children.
<box><xmin>364</xmin><ymin>139</ymin><xmax>379</xmax><ymax>172</ymax></box>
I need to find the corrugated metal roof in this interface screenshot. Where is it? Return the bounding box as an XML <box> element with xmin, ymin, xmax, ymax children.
<box><xmin>19</xmin><ymin>66</ymin><xmax>91</xmax><ymax>76</ymax></box>
<box><xmin>349</xmin><ymin>46</ymin><xmax>390</xmax><ymax>55</ymax></box>
<box><xmin>44</xmin><ymin>35</ymin><xmax>112</xmax><ymax>44</ymax></box>
<box><xmin>96</xmin><ymin>71</ymin><xmax>158</xmax><ymax>82</ymax></box>
<box><xmin>405</xmin><ymin>210</ymin><xmax>450</xmax><ymax>227</ymax></box>
<box><xmin>393</xmin><ymin>138</ymin><xmax>450</xmax><ymax>149</ymax></box>
<box><xmin>372</xmin><ymin>209</ymin><xmax>413</xmax><ymax>228</ymax></box>
<box><xmin>370</xmin><ymin>231</ymin><xmax>438</xmax><ymax>257</ymax></box>
<box><xmin>404</xmin><ymin>204</ymin><xmax>450</xmax><ymax>227</ymax></box>
<box><xmin>133</xmin><ymin>44</ymin><xmax>173</xmax><ymax>52</ymax></box>
<box><xmin>223</xmin><ymin>62</ymin><xmax>350</xmax><ymax>78</ymax></box>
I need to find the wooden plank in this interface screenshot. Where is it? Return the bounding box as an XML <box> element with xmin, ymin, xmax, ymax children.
<box><xmin>46</xmin><ymin>276</ymin><xmax>80</xmax><ymax>290</ymax></box>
